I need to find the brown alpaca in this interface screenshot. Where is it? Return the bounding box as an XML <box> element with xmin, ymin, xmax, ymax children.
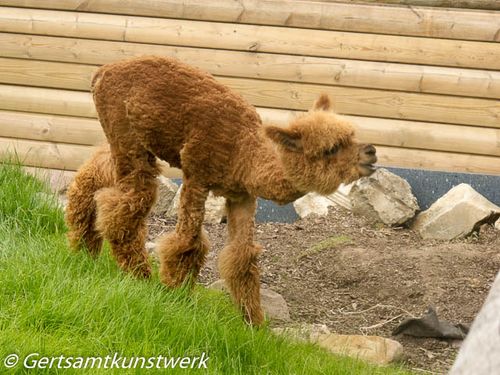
<box><xmin>65</xmin><ymin>56</ymin><xmax>377</xmax><ymax>325</ymax></box>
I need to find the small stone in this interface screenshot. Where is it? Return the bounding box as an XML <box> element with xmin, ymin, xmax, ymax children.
<box><xmin>208</xmin><ymin>279</ymin><xmax>290</xmax><ymax>321</ymax></box>
<box><xmin>349</xmin><ymin>168</ymin><xmax>419</xmax><ymax>226</ymax></box>
<box><xmin>152</xmin><ymin>176</ymin><xmax>178</xmax><ymax>217</ymax></box>
<box><xmin>145</xmin><ymin>241</ymin><xmax>156</xmax><ymax>255</ymax></box>
<box><xmin>412</xmin><ymin>184</ymin><xmax>500</xmax><ymax>240</ymax></box>
<box><xmin>203</xmin><ymin>193</ymin><xmax>227</xmax><ymax>224</ymax></box>
<box><xmin>167</xmin><ymin>185</ymin><xmax>226</xmax><ymax>224</ymax></box>
<box><xmin>261</xmin><ymin>288</ymin><xmax>291</xmax><ymax>322</ymax></box>
<box><xmin>208</xmin><ymin>279</ymin><xmax>226</xmax><ymax>292</ymax></box>
<box><xmin>316</xmin><ymin>334</ymin><xmax>403</xmax><ymax>365</ymax></box>
<box><xmin>495</xmin><ymin>218</ymin><xmax>500</xmax><ymax>231</ymax></box>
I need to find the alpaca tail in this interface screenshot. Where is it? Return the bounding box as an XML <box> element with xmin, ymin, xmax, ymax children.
<box><xmin>65</xmin><ymin>145</ymin><xmax>115</xmax><ymax>255</ymax></box>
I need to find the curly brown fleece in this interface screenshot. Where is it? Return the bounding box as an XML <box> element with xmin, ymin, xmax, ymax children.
<box><xmin>66</xmin><ymin>56</ymin><xmax>377</xmax><ymax>325</ymax></box>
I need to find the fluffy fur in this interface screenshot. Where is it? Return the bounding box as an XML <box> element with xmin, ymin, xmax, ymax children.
<box><xmin>66</xmin><ymin>56</ymin><xmax>377</xmax><ymax>325</ymax></box>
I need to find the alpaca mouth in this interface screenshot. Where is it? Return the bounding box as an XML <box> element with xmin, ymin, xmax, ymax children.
<box><xmin>359</xmin><ymin>163</ymin><xmax>377</xmax><ymax>175</ymax></box>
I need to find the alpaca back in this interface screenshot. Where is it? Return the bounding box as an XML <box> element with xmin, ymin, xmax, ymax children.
<box><xmin>91</xmin><ymin>56</ymin><xmax>262</xmax><ymax>183</ymax></box>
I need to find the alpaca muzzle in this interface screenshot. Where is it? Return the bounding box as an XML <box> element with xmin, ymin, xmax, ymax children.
<box><xmin>358</xmin><ymin>144</ymin><xmax>377</xmax><ymax>176</ymax></box>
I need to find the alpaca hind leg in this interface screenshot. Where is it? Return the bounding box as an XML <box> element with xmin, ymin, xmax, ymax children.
<box><xmin>158</xmin><ymin>180</ymin><xmax>210</xmax><ymax>287</ymax></box>
<box><xmin>65</xmin><ymin>146</ymin><xmax>115</xmax><ymax>256</ymax></box>
<box><xmin>94</xmin><ymin>149</ymin><xmax>159</xmax><ymax>278</ymax></box>
<box><xmin>218</xmin><ymin>195</ymin><xmax>264</xmax><ymax>326</ymax></box>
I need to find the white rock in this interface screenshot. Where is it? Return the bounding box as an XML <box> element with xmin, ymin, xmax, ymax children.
<box><xmin>208</xmin><ymin>279</ymin><xmax>290</xmax><ymax>321</ymax></box>
<box><xmin>294</xmin><ymin>193</ymin><xmax>333</xmax><ymax>218</ymax></box>
<box><xmin>495</xmin><ymin>218</ymin><xmax>500</xmax><ymax>231</ymax></box>
<box><xmin>316</xmin><ymin>334</ymin><xmax>404</xmax><ymax>365</ymax></box>
<box><xmin>450</xmin><ymin>271</ymin><xmax>500</xmax><ymax>374</ymax></box>
<box><xmin>167</xmin><ymin>184</ymin><xmax>226</xmax><ymax>224</ymax></box>
<box><xmin>412</xmin><ymin>184</ymin><xmax>500</xmax><ymax>240</ymax></box>
<box><xmin>152</xmin><ymin>176</ymin><xmax>178</xmax><ymax>217</ymax></box>
<box><xmin>293</xmin><ymin>184</ymin><xmax>353</xmax><ymax>218</ymax></box>
<box><xmin>349</xmin><ymin>168</ymin><xmax>419</xmax><ymax>226</ymax></box>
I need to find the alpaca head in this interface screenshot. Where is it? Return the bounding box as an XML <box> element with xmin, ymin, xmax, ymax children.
<box><xmin>265</xmin><ymin>94</ymin><xmax>377</xmax><ymax>195</ymax></box>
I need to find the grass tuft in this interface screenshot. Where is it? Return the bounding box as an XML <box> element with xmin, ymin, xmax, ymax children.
<box><xmin>0</xmin><ymin>159</ymin><xmax>65</xmax><ymax>236</ymax></box>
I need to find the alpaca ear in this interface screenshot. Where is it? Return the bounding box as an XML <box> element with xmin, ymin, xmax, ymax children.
<box><xmin>265</xmin><ymin>126</ymin><xmax>303</xmax><ymax>151</ymax></box>
<box><xmin>312</xmin><ymin>93</ymin><xmax>334</xmax><ymax>112</ymax></box>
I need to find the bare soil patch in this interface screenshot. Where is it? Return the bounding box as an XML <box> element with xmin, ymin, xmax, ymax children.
<box><xmin>148</xmin><ymin>207</ymin><xmax>500</xmax><ymax>374</ymax></box>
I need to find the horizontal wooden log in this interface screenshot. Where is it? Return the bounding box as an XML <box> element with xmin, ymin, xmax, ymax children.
<box><xmin>0</xmin><ymin>0</ymin><xmax>499</xmax><ymax>41</ymax></box>
<box><xmin>1</xmin><ymin>134</ymin><xmax>498</xmax><ymax>175</ymax></box>
<box><xmin>2</xmin><ymin>105</ymin><xmax>499</xmax><ymax>159</ymax></box>
<box><xmin>1</xmin><ymin>77</ymin><xmax>498</xmax><ymax>128</ymax></box>
<box><xmin>0</xmin><ymin>136</ymin><xmax>94</xmax><ymax>170</ymax></box>
<box><xmin>301</xmin><ymin>0</ymin><xmax>500</xmax><ymax>10</ymax></box>
<box><xmin>219</xmin><ymin>77</ymin><xmax>500</xmax><ymax>128</ymax></box>
<box><xmin>2</xmin><ymin>37</ymin><xmax>500</xmax><ymax>99</ymax></box>
<box><xmin>0</xmin><ymin>137</ymin><xmax>183</xmax><ymax>176</ymax></box>
<box><xmin>0</xmin><ymin>84</ymin><xmax>95</xmax><ymax>117</ymax></box>
<box><xmin>0</xmin><ymin>110</ymin><xmax>104</xmax><ymax>145</ymax></box>
<box><xmin>375</xmin><ymin>146</ymin><xmax>500</xmax><ymax>175</ymax></box>
<box><xmin>1</xmin><ymin>7</ymin><xmax>499</xmax><ymax>69</ymax></box>
<box><xmin>259</xmin><ymin>108</ymin><xmax>500</xmax><ymax>157</ymax></box>
<box><xmin>0</xmin><ymin>57</ymin><xmax>95</xmax><ymax>91</ymax></box>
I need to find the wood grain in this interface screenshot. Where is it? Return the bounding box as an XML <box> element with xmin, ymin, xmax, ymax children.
<box><xmin>1</xmin><ymin>7</ymin><xmax>499</xmax><ymax>69</ymax></box>
<box><xmin>0</xmin><ymin>0</ymin><xmax>499</xmax><ymax>41</ymax></box>
<box><xmin>2</xmin><ymin>36</ymin><xmax>500</xmax><ymax>99</ymax></box>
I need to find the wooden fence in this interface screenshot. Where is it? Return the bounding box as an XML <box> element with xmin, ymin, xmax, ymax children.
<box><xmin>0</xmin><ymin>0</ymin><xmax>499</xmax><ymax>176</ymax></box>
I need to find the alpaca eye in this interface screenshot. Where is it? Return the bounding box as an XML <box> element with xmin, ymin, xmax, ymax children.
<box><xmin>324</xmin><ymin>145</ymin><xmax>341</xmax><ymax>157</ymax></box>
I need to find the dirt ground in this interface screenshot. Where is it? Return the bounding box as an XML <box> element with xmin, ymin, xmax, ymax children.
<box><xmin>148</xmin><ymin>207</ymin><xmax>500</xmax><ymax>374</ymax></box>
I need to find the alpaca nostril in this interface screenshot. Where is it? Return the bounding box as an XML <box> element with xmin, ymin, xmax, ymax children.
<box><xmin>363</xmin><ymin>144</ymin><xmax>376</xmax><ymax>156</ymax></box>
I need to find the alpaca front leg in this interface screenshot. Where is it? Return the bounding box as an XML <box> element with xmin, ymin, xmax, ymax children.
<box><xmin>158</xmin><ymin>181</ymin><xmax>210</xmax><ymax>287</ymax></box>
<box><xmin>218</xmin><ymin>196</ymin><xmax>264</xmax><ymax>326</ymax></box>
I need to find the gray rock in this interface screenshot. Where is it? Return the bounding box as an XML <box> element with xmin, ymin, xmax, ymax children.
<box><xmin>167</xmin><ymin>185</ymin><xmax>226</xmax><ymax>224</ymax></box>
<box><xmin>293</xmin><ymin>184</ymin><xmax>352</xmax><ymax>218</ymax></box>
<box><xmin>450</xmin><ymin>271</ymin><xmax>500</xmax><ymax>374</ymax></box>
<box><xmin>316</xmin><ymin>334</ymin><xmax>403</xmax><ymax>365</ymax></box>
<box><xmin>208</xmin><ymin>279</ymin><xmax>290</xmax><ymax>321</ymax></box>
<box><xmin>349</xmin><ymin>168</ymin><xmax>419</xmax><ymax>226</ymax></box>
<box><xmin>152</xmin><ymin>176</ymin><xmax>178</xmax><ymax>217</ymax></box>
<box><xmin>260</xmin><ymin>288</ymin><xmax>291</xmax><ymax>322</ymax></box>
<box><xmin>412</xmin><ymin>184</ymin><xmax>500</xmax><ymax>240</ymax></box>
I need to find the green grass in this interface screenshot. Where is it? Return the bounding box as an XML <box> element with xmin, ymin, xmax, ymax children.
<box><xmin>0</xmin><ymin>162</ymin><xmax>412</xmax><ymax>374</ymax></box>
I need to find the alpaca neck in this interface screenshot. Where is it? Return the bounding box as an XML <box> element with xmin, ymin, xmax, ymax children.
<box><xmin>238</xmin><ymin>132</ymin><xmax>305</xmax><ymax>204</ymax></box>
